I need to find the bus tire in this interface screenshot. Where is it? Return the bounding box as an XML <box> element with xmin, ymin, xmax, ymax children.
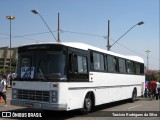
<box><xmin>81</xmin><ymin>93</ymin><xmax>92</xmax><ymax>114</ymax></box>
<box><xmin>131</xmin><ymin>89</ymin><xmax>137</xmax><ymax>102</ymax></box>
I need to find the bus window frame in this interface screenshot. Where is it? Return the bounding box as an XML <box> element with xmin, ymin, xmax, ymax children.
<box><xmin>68</xmin><ymin>47</ymin><xmax>89</xmax><ymax>82</ymax></box>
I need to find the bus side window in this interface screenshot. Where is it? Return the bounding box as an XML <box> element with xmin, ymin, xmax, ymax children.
<box><xmin>118</xmin><ymin>58</ymin><xmax>126</xmax><ymax>73</ymax></box>
<box><xmin>90</xmin><ymin>52</ymin><xmax>94</xmax><ymax>70</ymax></box>
<box><xmin>107</xmin><ymin>55</ymin><xmax>115</xmax><ymax>72</ymax></box>
<box><xmin>113</xmin><ymin>57</ymin><xmax>118</xmax><ymax>73</ymax></box>
<box><xmin>74</xmin><ymin>54</ymin><xmax>78</xmax><ymax>73</ymax></box>
<box><xmin>90</xmin><ymin>51</ymin><xmax>104</xmax><ymax>71</ymax></box>
<box><xmin>135</xmin><ymin>63</ymin><xmax>140</xmax><ymax>74</ymax></box>
<box><xmin>140</xmin><ymin>64</ymin><xmax>144</xmax><ymax>75</ymax></box>
<box><xmin>69</xmin><ymin>53</ymin><xmax>74</xmax><ymax>73</ymax></box>
<box><xmin>126</xmin><ymin>60</ymin><xmax>134</xmax><ymax>74</ymax></box>
<box><xmin>93</xmin><ymin>52</ymin><xmax>104</xmax><ymax>71</ymax></box>
<box><xmin>77</xmin><ymin>56</ymin><xmax>88</xmax><ymax>73</ymax></box>
<box><xmin>69</xmin><ymin>53</ymin><xmax>88</xmax><ymax>74</ymax></box>
<box><xmin>104</xmin><ymin>55</ymin><xmax>108</xmax><ymax>71</ymax></box>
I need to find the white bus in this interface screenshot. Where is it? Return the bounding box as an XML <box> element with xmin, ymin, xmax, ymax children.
<box><xmin>11</xmin><ymin>42</ymin><xmax>145</xmax><ymax>114</ymax></box>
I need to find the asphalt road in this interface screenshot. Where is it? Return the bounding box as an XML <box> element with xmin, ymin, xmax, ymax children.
<box><xmin>0</xmin><ymin>88</ymin><xmax>159</xmax><ymax>120</ymax></box>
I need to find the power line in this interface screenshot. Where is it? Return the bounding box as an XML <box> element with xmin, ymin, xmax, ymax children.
<box><xmin>0</xmin><ymin>30</ymin><xmax>57</xmax><ymax>39</ymax></box>
<box><xmin>0</xmin><ymin>30</ymin><xmax>151</xmax><ymax>58</ymax></box>
<box><xmin>61</xmin><ymin>30</ymin><xmax>146</xmax><ymax>55</ymax></box>
<box><xmin>0</xmin><ymin>30</ymin><xmax>159</xmax><ymax>62</ymax></box>
<box><xmin>61</xmin><ymin>30</ymin><xmax>104</xmax><ymax>38</ymax></box>
<box><xmin>113</xmin><ymin>41</ymin><xmax>146</xmax><ymax>57</ymax></box>
<box><xmin>61</xmin><ymin>30</ymin><xmax>159</xmax><ymax>61</ymax></box>
<box><xmin>0</xmin><ymin>32</ymin><xmax>43</xmax><ymax>41</ymax></box>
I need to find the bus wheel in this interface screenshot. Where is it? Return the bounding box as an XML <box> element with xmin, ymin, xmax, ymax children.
<box><xmin>131</xmin><ymin>89</ymin><xmax>137</xmax><ymax>102</ymax></box>
<box><xmin>81</xmin><ymin>93</ymin><xmax>92</xmax><ymax>114</ymax></box>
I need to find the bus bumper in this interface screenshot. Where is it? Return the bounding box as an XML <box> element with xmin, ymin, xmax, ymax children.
<box><xmin>11</xmin><ymin>100</ymin><xmax>67</xmax><ymax>111</ymax></box>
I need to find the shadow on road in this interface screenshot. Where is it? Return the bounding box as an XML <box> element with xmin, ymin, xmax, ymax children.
<box><xmin>0</xmin><ymin>98</ymin><xmax>142</xmax><ymax>119</ymax></box>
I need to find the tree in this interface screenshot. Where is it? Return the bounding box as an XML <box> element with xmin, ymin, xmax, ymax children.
<box><xmin>155</xmin><ymin>71</ymin><xmax>160</xmax><ymax>82</ymax></box>
<box><xmin>145</xmin><ymin>70</ymin><xmax>158</xmax><ymax>82</ymax></box>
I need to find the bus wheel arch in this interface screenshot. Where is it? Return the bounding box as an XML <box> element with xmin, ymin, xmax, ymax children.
<box><xmin>131</xmin><ymin>87</ymin><xmax>137</xmax><ymax>102</ymax></box>
<box><xmin>81</xmin><ymin>91</ymin><xmax>95</xmax><ymax>114</ymax></box>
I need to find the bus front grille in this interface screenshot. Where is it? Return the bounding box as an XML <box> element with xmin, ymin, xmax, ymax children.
<box><xmin>17</xmin><ymin>89</ymin><xmax>50</xmax><ymax>102</ymax></box>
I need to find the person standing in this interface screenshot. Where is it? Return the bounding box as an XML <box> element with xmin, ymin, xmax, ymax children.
<box><xmin>155</xmin><ymin>80</ymin><xmax>160</xmax><ymax>100</ymax></box>
<box><xmin>158</xmin><ymin>81</ymin><xmax>160</xmax><ymax>99</ymax></box>
<box><xmin>149</xmin><ymin>80</ymin><xmax>157</xmax><ymax>100</ymax></box>
<box><xmin>0</xmin><ymin>75</ymin><xmax>7</xmax><ymax>107</ymax></box>
<box><xmin>145</xmin><ymin>81</ymin><xmax>149</xmax><ymax>98</ymax></box>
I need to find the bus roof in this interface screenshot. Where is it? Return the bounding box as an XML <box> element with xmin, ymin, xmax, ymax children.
<box><xmin>20</xmin><ymin>42</ymin><xmax>144</xmax><ymax>63</ymax></box>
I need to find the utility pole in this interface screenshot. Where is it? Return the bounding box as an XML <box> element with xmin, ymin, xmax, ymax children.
<box><xmin>107</xmin><ymin>20</ymin><xmax>110</xmax><ymax>51</ymax></box>
<box><xmin>145</xmin><ymin>50</ymin><xmax>151</xmax><ymax>70</ymax></box>
<box><xmin>58</xmin><ymin>12</ymin><xmax>60</xmax><ymax>42</ymax></box>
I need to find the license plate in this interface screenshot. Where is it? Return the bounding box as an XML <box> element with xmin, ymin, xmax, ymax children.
<box><xmin>25</xmin><ymin>103</ymin><xmax>33</xmax><ymax>107</ymax></box>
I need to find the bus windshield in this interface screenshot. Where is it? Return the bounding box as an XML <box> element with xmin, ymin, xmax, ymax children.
<box><xmin>16</xmin><ymin>51</ymin><xmax>66</xmax><ymax>81</ymax></box>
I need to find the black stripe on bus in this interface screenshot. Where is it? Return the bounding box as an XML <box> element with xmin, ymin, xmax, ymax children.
<box><xmin>68</xmin><ymin>84</ymin><xmax>142</xmax><ymax>90</ymax></box>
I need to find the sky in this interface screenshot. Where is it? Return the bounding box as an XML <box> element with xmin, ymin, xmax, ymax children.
<box><xmin>0</xmin><ymin>0</ymin><xmax>159</xmax><ymax>70</ymax></box>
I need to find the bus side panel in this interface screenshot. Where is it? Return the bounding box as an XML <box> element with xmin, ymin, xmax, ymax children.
<box><xmin>66</xmin><ymin>83</ymin><xmax>94</xmax><ymax>111</ymax></box>
<box><xmin>57</xmin><ymin>73</ymin><xmax>145</xmax><ymax>110</ymax></box>
<box><xmin>90</xmin><ymin>72</ymin><xmax>145</xmax><ymax>105</ymax></box>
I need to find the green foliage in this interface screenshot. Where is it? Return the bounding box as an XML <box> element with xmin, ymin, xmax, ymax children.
<box><xmin>155</xmin><ymin>72</ymin><xmax>160</xmax><ymax>82</ymax></box>
<box><xmin>11</xmin><ymin>59</ymin><xmax>17</xmax><ymax>67</ymax></box>
<box><xmin>0</xmin><ymin>68</ymin><xmax>9</xmax><ymax>73</ymax></box>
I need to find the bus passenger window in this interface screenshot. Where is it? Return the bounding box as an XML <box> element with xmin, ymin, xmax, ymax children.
<box><xmin>104</xmin><ymin>56</ymin><xmax>108</xmax><ymax>71</ymax></box>
<box><xmin>118</xmin><ymin>58</ymin><xmax>126</xmax><ymax>73</ymax></box>
<box><xmin>77</xmin><ymin>56</ymin><xmax>87</xmax><ymax>73</ymax></box>
<box><xmin>126</xmin><ymin>60</ymin><xmax>134</xmax><ymax>74</ymax></box>
<box><xmin>113</xmin><ymin>57</ymin><xmax>118</xmax><ymax>72</ymax></box>
<box><xmin>74</xmin><ymin>54</ymin><xmax>78</xmax><ymax>73</ymax></box>
<box><xmin>93</xmin><ymin>52</ymin><xmax>104</xmax><ymax>71</ymax></box>
<box><xmin>90</xmin><ymin>52</ymin><xmax>94</xmax><ymax>70</ymax></box>
<box><xmin>135</xmin><ymin>63</ymin><xmax>140</xmax><ymax>74</ymax></box>
<box><xmin>140</xmin><ymin>64</ymin><xmax>144</xmax><ymax>75</ymax></box>
<box><xmin>107</xmin><ymin>55</ymin><xmax>116</xmax><ymax>72</ymax></box>
<box><xmin>69</xmin><ymin>53</ymin><xmax>73</xmax><ymax>73</ymax></box>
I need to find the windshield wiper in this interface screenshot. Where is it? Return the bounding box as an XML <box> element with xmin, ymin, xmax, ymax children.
<box><xmin>38</xmin><ymin>68</ymin><xmax>47</xmax><ymax>82</ymax></box>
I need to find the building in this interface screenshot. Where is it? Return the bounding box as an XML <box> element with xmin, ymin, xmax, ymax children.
<box><xmin>0</xmin><ymin>47</ymin><xmax>17</xmax><ymax>69</ymax></box>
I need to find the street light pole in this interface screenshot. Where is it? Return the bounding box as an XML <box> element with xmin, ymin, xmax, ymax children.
<box><xmin>58</xmin><ymin>13</ymin><xmax>60</xmax><ymax>42</ymax></box>
<box><xmin>31</xmin><ymin>9</ymin><xmax>57</xmax><ymax>42</ymax></box>
<box><xmin>108</xmin><ymin>21</ymin><xmax>144</xmax><ymax>50</ymax></box>
<box><xmin>6</xmin><ymin>15</ymin><xmax>15</xmax><ymax>73</ymax></box>
<box><xmin>145</xmin><ymin>50</ymin><xmax>151</xmax><ymax>70</ymax></box>
<box><xmin>107</xmin><ymin>20</ymin><xmax>110</xmax><ymax>51</ymax></box>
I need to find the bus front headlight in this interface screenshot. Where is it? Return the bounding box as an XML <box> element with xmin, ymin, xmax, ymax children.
<box><xmin>52</xmin><ymin>97</ymin><xmax>57</xmax><ymax>103</ymax></box>
<box><xmin>12</xmin><ymin>89</ymin><xmax>17</xmax><ymax>99</ymax></box>
<box><xmin>13</xmin><ymin>95</ymin><xmax>17</xmax><ymax>99</ymax></box>
<box><xmin>51</xmin><ymin>90</ymin><xmax>58</xmax><ymax>103</ymax></box>
<box><xmin>52</xmin><ymin>90</ymin><xmax>57</xmax><ymax>97</ymax></box>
